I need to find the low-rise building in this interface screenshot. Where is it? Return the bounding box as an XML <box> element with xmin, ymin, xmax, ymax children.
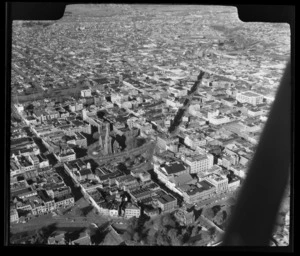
<box><xmin>47</xmin><ymin>232</ymin><xmax>66</xmax><ymax>245</ymax></box>
<box><xmin>138</xmin><ymin>171</ymin><xmax>151</xmax><ymax>183</ymax></box>
<box><xmin>54</xmin><ymin>148</ymin><xmax>76</xmax><ymax>163</ymax></box>
<box><xmin>181</xmin><ymin>181</ymin><xmax>216</xmax><ymax>204</ymax></box>
<box><xmin>153</xmin><ymin>160</ymin><xmax>190</xmax><ymax>196</ymax></box>
<box><xmin>115</xmin><ymin>175</ymin><xmax>139</xmax><ymax>191</ymax></box>
<box><xmin>247</xmin><ymin>107</ymin><xmax>264</xmax><ymax>117</ymax></box>
<box><xmin>74</xmin><ymin>168</ymin><xmax>96</xmax><ymax>182</ymax></box>
<box><xmin>156</xmin><ymin>134</ymin><xmax>179</xmax><ymax>151</ymax></box>
<box><xmin>203</xmin><ymin>173</ymin><xmax>228</xmax><ymax>194</ymax></box>
<box><xmin>228</xmin><ymin>175</ymin><xmax>240</xmax><ymax>191</ymax></box>
<box><xmin>153</xmin><ymin>193</ymin><xmax>177</xmax><ymax>213</ymax></box>
<box><xmin>236</xmin><ymin>91</ymin><xmax>264</xmax><ymax>106</ymax></box>
<box><xmin>70</xmin><ymin>232</ymin><xmax>91</xmax><ymax>245</ymax></box>
<box><xmin>50</xmin><ymin>185</ymin><xmax>71</xmax><ymax>199</ymax></box>
<box><xmin>15</xmin><ymin>155</ymin><xmax>36</xmax><ymax>173</ymax></box>
<box><xmin>174</xmin><ymin>207</ymin><xmax>195</xmax><ymax>225</ymax></box>
<box><xmin>221</xmin><ymin>97</ymin><xmax>237</xmax><ymax>107</ymax></box>
<box><xmin>81</xmin><ymin>89</ymin><xmax>92</xmax><ymax>98</ymax></box>
<box><xmin>10</xmin><ymin>208</ymin><xmax>19</xmax><ymax>223</ymax></box>
<box><xmin>124</xmin><ymin>202</ymin><xmax>141</xmax><ymax>219</ymax></box>
<box><xmin>208</xmin><ymin>115</ymin><xmax>231</xmax><ymax>126</ymax></box>
<box><xmin>11</xmin><ymin>186</ymin><xmax>37</xmax><ymax>199</ymax></box>
<box><xmin>144</xmin><ymin>207</ymin><xmax>160</xmax><ymax>218</ymax></box>
<box><xmin>129</xmin><ymin>187</ymin><xmax>154</xmax><ymax>202</ymax></box>
<box><xmin>98</xmin><ymin>202</ymin><xmax>110</xmax><ymax>215</ymax></box>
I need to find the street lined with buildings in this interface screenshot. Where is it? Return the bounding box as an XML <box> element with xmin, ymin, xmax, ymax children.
<box><xmin>9</xmin><ymin>4</ymin><xmax>290</xmax><ymax>246</ymax></box>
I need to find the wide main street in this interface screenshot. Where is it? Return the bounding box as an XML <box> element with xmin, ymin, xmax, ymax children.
<box><xmin>194</xmin><ymin>189</ymin><xmax>239</xmax><ymax>209</ymax></box>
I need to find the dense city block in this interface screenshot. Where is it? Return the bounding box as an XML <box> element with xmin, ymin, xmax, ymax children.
<box><xmin>9</xmin><ymin>4</ymin><xmax>290</xmax><ymax>246</ymax></box>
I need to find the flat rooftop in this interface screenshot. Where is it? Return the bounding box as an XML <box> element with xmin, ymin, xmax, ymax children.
<box><xmin>11</xmin><ymin>137</ymin><xmax>33</xmax><ymax>146</ymax></box>
<box><xmin>162</xmin><ymin>162</ymin><xmax>186</xmax><ymax>175</ymax></box>
<box><xmin>242</xmin><ymin>91</ymin><xmax>261</xmax><ymax>97</ymax></box>
<box><xmin>185</xmin><ymin>180</ymin><xmax>214</xmax><ymax>195</ymax></box>
<box><xmin>157</xmin><ymin>194</ymin><xmax>176</xmax><ymax>204</ymax></box>
<box><xmin>186</xmin><ymin>155</ymin><xmax>208</xmax><ymax>162</ymax></box>
<box><xmin>72</xmin><ymin>120</ymin><xmax>85</xmax><ymax>127</ymax></box>
<box><xmin>206</xmin><ymin>173</ymin><xmax>226</xmax><ymax>182</ymax></box>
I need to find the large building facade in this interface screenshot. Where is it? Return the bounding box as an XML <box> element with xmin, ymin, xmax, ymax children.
<box><xmin>182</xmin><ymin>154</ymin><xmax>214</xmax><ymax>174</ymax></box>
<box><xmin>236</xmin><ymin>91</ymin><xmax>264</xmax><ymax>106</ymax></box>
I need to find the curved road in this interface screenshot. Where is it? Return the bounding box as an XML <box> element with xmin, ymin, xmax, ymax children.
<box><xmin>200</xmin><ymin>215</ymin><xmax>225</xmax><ymax>235</ymax></box>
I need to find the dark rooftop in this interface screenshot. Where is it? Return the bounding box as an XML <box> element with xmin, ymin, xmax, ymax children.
<box><xmin>162</xmin><ymin>162</ymin><xmax>186</xmax><ymax>175</ymax></box>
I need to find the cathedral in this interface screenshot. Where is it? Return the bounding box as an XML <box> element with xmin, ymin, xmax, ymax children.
<box><xmin>98</xmin><ymin>122</ymin><xmax>122</xmax><ymax>155</ymax></box>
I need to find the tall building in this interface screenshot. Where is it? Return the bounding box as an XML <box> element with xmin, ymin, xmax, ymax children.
<box><xmin>182</xmin><ymin>154</ymin><xmax>214</xmax><ymax>174</ymax></box>
<box><xmin>82</xmin><ymin>109</ymin><xmax>87</xmax><ymax>120</ymax></box>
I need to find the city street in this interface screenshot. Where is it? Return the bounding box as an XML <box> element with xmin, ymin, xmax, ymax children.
<box><xmin>9</xmin><ymin>3</ymin><xmax>291</xmax><ymax>246</ymax></box>
<box><xmin>199</xmin><ymin>215</ymin><xmax>225</xmax><ymax>235</ymax></box>
<box><xmin>194</xmin><ymin>189</ymin><xmax>239</xmax><ymax>210</ymax></box>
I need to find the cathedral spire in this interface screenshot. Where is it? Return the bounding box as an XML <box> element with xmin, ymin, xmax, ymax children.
<box><xmin>98</xmin><ymin>124</ymin><xmax>102</xmax><ymax>148</ymax></box>
<box><xmin>103</xmin><ymin>122</ymin><xmax>110</xmax><ymax>155</ymax></box>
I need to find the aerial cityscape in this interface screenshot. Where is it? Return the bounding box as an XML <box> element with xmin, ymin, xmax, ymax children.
<box><xmin>9</xmin><ymin>4</ymin><xmax>290</xmax><ymax>246</ymax></box>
